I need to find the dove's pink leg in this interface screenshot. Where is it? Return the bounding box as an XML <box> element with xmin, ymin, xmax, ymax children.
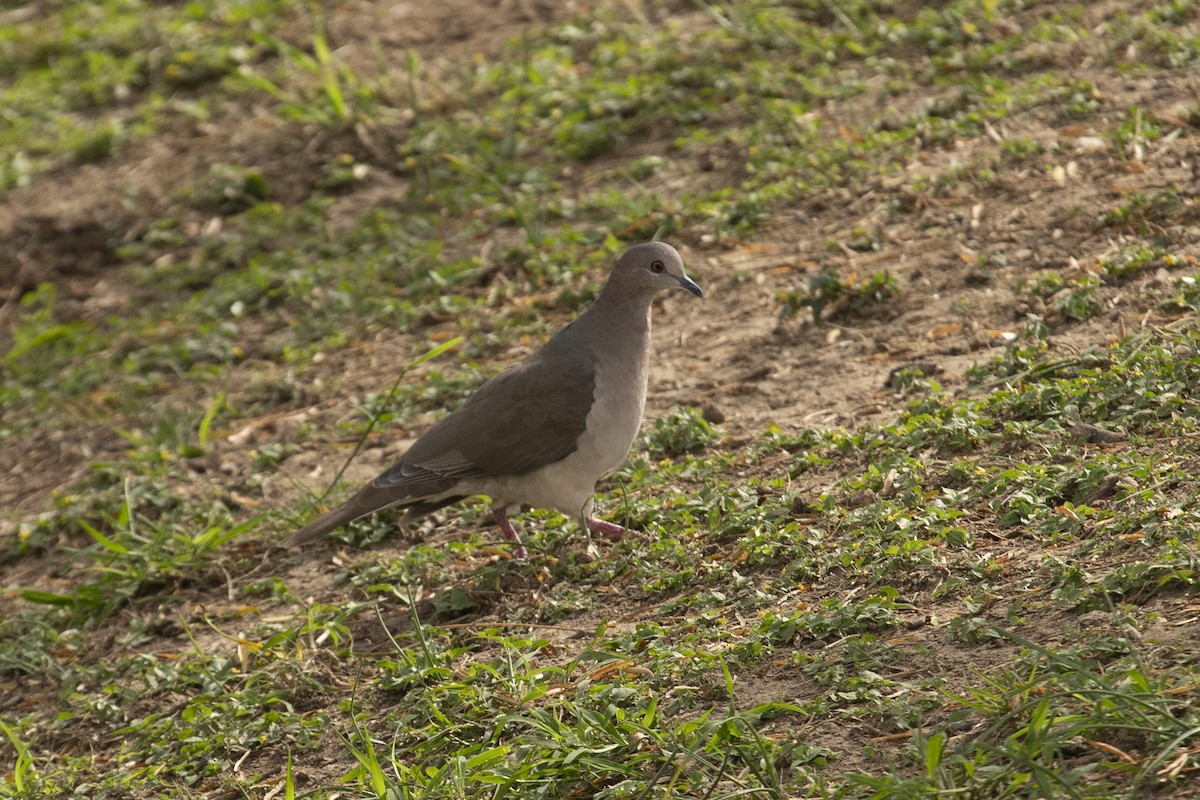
<box><xmin>492</xmin><ymin>506</ymin><xmax>529</xmax><ymax>559</ymax></box>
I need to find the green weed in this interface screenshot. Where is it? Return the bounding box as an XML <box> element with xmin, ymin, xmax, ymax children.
<box><xmin>779</xmin><ymin>268</ymin><xmax>900</xmax><ymax>322</ymax></box>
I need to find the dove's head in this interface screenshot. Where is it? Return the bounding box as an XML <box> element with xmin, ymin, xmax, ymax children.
<box><xmin>607</xmin><ymin>241</ymin><xmax>703</xmax><ymax>300</ymax></box>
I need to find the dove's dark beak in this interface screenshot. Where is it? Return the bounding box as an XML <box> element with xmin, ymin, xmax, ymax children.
<box><xmin>677</xmin><ymin>274</ymin><xmax>703</xmax><ymax>298</ymax></box>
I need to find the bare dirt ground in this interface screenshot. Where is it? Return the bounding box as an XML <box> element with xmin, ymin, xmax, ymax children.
<box><xmin>3</xmin><ymin>0</ymin><xmax>1200</xmax><ymax>791</ymax></box>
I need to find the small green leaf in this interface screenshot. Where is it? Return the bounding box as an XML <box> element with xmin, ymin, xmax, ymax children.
<box><xmin>78</xmin><ymin>518</ymin><xmax>129</xmax><ymax>555</ymax></box>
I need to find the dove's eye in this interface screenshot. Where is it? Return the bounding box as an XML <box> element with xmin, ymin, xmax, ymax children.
<box><xmin>650</xmin><ymin>260</ymin><xmax>665</xmax><ymax>273</ymax></box>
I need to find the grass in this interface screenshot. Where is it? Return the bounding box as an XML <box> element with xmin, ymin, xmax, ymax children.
<box><xmin>4</xmin><ymin>0</ymin><xmax>1200</xmax><ymax>797</ymax></box>
<box><xmin>13</xmin><ymin>316</ymin><xmax>1200</xmax><ymax>796</ymax></box>
<box><xmin>0</xmin><ymin>0</ymin><xmax>303</xmax><ymax>189</ymax></box>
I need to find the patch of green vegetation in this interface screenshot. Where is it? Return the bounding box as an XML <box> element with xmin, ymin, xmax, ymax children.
<box><xmin>646</xmin><ymin>407</ymin><xmax>723</xmax><ymax>458</ymax></box>
<box><xmin>0</xmin><ymin>630</ymin><xmax>326</xmax><ymax>795</ymax></box>
<box><xmin>1111</xmin><ymin>2</ymin><xmax>1200</xmax><ymax>69</ymax></box>
<box><xmin>1100</xmin><ymin>188</ymin><xmax>1184</xmax><ymax>233</ymax></box>
<box><xmin>192</xmin><ymin>163</ymin><xmax>272</xmax><ymax>213</ymax></box>
<box><xmin>1012</xmin><ymin>244</ymin><xmax>1190</xmax><ymax>327</ymax></box>
<box><xmin>1000</xmin><ymin>135</ymin><xmax>1046</xmax><ymax>163</ymax></box>
<box><xmin>1161</xmin><ymin>272</ymin><xmax>1200</xmax><ymax>312</ymax></box>
<box><xmin>778</xmin><ymin>267</ymin><xmax>901</xmax><ymax>322</ymax></box>
<box><xmin>1017</xmin><ymin>269</ymin><xmax>1101</xmax><ymax>322</ymax></box>
<box><xmin>0</xmin><ymin>0</ymin><xmax>300</xmax><ymax>188</ymax></box>
<box><xmin>1100</xmin><ymin>244</ymin><xmax>1172</xmax><ymax>281</ymax></box>
<box><xmin>1110</xmin><ymin>104</ymin><xmax>1162</xmax><ymax>158</ymax></box>
<box><xmin>17</xmin><ymin>500</ymin><xmax>254</xmax><ymax>623</ymax></box>
<box><xmin>0</xmin><ymin>284</ymin><xmax>107</xmax><ymax>419</ymax></box>
<box><xmin>858</xmin><ymin>629</ymin><xmax>1200</xmax><ymax>797</ymax></box>
<box><xmin>340</xmin><ymin>625</ymin><xmax>813</xmax><ymax>798</ymax></box>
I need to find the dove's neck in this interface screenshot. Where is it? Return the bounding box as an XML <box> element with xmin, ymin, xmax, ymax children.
<box><xmin>568</xmin><ymin>288</ymin><xmax>655</xmax><ymax>361</ymax></box>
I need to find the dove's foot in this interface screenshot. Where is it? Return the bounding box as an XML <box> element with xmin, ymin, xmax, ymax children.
<box><xmin>585</xmin><ymin>516</ymin><xmax>630</xmax><ymax>539</ymax></box>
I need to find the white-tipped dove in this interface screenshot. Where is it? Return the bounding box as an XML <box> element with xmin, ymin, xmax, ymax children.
<box><xmin>289</xmin><ymin>241</ymin><xmax>702</xmax><ymax>557</ymax></box>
